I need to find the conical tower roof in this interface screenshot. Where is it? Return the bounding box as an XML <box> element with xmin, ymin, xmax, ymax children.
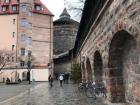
<box><xmin>60</xmin><ymin>8</ymin><xmax>71</xmax><ymax>18</ymax></box>
<box><xmin>54</xmin><ymin>8</ymin><xmax>79</xmax><ymax>25</ymax></box>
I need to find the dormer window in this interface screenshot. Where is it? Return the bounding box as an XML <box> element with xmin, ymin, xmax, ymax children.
<box><xmin>2</xmin><ymin>6</ymin><xmax>7</xmax><ymax>11</ymax></box>
<box><xmin>12</xmin><ymin>5</ymin><xmax>17</xmax><ymax>11</ymax></box>
<box><xmin>41</xmin><ymin>7</ymin><xmax>44</xmax><ymax>10</ymax></box>
<box><xmin>35</xmin><ymin>5</ymin><xmax>41</xmax><ymax>11</ymax></box>
<box><xmin>5</xmin><ymin>0</ymin><xmax>10</xmax><ymax>3</ymax></box>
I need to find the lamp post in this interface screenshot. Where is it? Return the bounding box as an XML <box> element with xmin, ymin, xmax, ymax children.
<box><xmin>27</xmin><ymin>60</ymin><xmax>31</xmax><ymax>84</ymax></box>
<box><xmin>15</xmin><ymin>62</ymin><xmax>19</xmax><ymax>83</ymax></box>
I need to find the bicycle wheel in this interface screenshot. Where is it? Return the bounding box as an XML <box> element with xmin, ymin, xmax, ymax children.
<box><xmin>86</xmin><ymin>88</ymin><xmax>96</xmax><ymax>98</ymax></box>
<box><xmin>78</xmin><ymin>85</ymin><xmax>85</xmax><ymax>92</ymax></box>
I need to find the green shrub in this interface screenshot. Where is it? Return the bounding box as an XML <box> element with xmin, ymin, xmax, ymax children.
<box><xmin>70</xmin><ymin>62</ymin><xmax>81</xmax><ymax>83</ymax></box>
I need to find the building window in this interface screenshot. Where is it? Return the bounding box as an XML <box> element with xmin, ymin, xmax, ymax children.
<box><xmin>1</xmin><ymin>57</ymin><xmax>4</xmax><ymax>62</ymax></box>
<box><xmin>6</xmin><ymin>57</ymin><xmax>10</xmax><ymax>62</ymax></box>
<box><xmin>35</xmin><ymin>5</ymin><xmax>41</xmax><ymax>10</ymax></box>
<box><xmin>21</xmin><ymin>48</ymin><xmax>25</xmax><ymax>56</ymax></box>
<box><xmin>20</xmin><ymin>61</ymin><xmax>25</xmax><ymax>67</ymax></box>
<box><xmin>28</xmin><ymin>23</ymin><xmax>32</xmax><ymax>30</ymax></box>
<box><xmin>41</xmin><ymin>7</ymin><xmax>44</xmax><ymax>10</ymax></box>
<box><xmin>5</xmin><ymin>0</ymin><xmax>10</xmax><ymax>3</ymax></box>
<box><xmin>28</xmin><ymin>50</ymin><xmax>31</xmax><ymax>57</ymax></box>
<box><xmin>12</xmin><ymin>57</ymin><xmax>14</xmax><ymax>62</ymax></box>
<box><xmin>12</xmin><ymin>5</ymin><xmax>17</xmax><ymax>11</ymax></box>
<box><xmin>13</xmin><ymin>32</ymin><xmax>15</xmax><ymax>37</ymax></box>
<box><xmin>12</xmin><ymin>45</ymin><xmax>15</xmax><ymax>51</ymax></box>
<box><xmin>2</xmin><ymin>6</ymin><xmax>7</xmax><ymax>11</ymax></box>
<box><xmin>28</xmin><ymin>11</ymin><xmax>32</xmax><ymax>16</ymax></box>
<box><xmin>28</xmin><ymin>37</ymin><xmax>32</xmax><ymax>45</ymax></box>
<box><xmin>20</xmin><ymin>34</ymin><xmax>26</xmax><ymax>42</ymax></box>
<box><xmin>20</xmin><ymin>19</ymin><xmax>28</xmax><ymax>27</ymax></box>
<box><xmin>13</xmin><ymin>19</ymin><xmax>16</xmax><ymax>24</ymax></box>
<box><xmin>21</xmin><ymin>5</ymin><xmax>27</xmax><ymax>12</ymax></box>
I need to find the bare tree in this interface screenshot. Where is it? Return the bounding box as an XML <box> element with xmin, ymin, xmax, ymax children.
<box><xmin>64</xmin><ymin>0</ymin><xmax>85</xmax><ymax>20</ymax></box>
<box><xmin>0</xmin><ymin>50</ymin><xmax>15</xmax><ymax>71</ymax></box>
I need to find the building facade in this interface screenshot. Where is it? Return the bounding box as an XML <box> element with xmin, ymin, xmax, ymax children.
<box><xmin>0</xmin><ymin>0</ymin><xmax>53</xmax><ymax>82</ymax></box>
<box><xmin>73</xmin><ymin>0</ymin><xmax>140</xmax><ymax>104</ymax></box>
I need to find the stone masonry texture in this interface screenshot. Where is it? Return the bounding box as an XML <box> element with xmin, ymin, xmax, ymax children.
<box><xmin>75</xmin><ymin>0</ymin><xmax>140</xmax><ymax>104</ymax></box>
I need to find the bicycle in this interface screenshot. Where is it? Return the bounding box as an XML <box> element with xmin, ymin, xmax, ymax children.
<box><xmin>85</xmin><ymin>82</ymin><xmax>96</xmax><ymax>98</ymax></box>
<box><xmin>78</xmin><ymin>82</ymin><xmax>87</xmax><ymax>92</ymax></box>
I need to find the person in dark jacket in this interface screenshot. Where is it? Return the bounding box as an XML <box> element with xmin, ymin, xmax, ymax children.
<box><xmin>48</xmin><ymin>75</ymin><xmax>53</xmax><ymax>87</ymax></box>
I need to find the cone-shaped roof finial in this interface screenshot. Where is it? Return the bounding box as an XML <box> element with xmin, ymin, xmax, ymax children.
<box><xmin>60</xmin><ymin>8</ymin><xmax>71</xmax><ymax>18</ymax></box>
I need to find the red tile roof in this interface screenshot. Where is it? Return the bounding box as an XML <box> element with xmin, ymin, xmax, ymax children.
<box><xmin>0</xmin><ymin>0</ymin><xmax>19</xmax><ymax>14</ymax></box>
<box><xmin>0</xmin><ymin>0</ymin><xmax>53</xmax><ymax>16</ymax></box>
<box><xmin>11</xmin><ymin>0</ymin><xmax>19</xmax><ymax>5</ymax></box>
<box><xmin>33</xmin><ymin>0</ymin><xmax>54</xmax><ymax>16</ymax></box>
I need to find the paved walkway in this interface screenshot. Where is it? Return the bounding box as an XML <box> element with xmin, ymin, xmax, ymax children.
<box><xmin>0</xmin><ymin>81</ymin><xmax>124</xmax><ymax>105</ymax></box>
<box><xmin>0</xmin><ymin>82</ymin><xmax>33</xmax><ymax>103</ymax></box>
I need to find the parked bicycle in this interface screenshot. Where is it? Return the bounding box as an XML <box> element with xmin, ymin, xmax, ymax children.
<box><xmin>78</xmin><ymin>82</ymin><xmax>87</xmax><ymax>92</ymax></box>
<box><xmin>78</xmin><ymin>81</ymin><xmax>107</xmax><ymax>99</ymax></box>
<box><xmin>78</xmin><ymin>82</ymin><xmax>96</xmax><ymax>98</ymax></box>
<box><xmin>85</xmin><ymin>82</ymin><xmax>96</xmax><ymax>98</ymax></box>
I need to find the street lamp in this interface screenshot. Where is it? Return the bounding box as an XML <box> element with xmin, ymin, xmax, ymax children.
<box><xmin>15</xmin><ymin>62</ymin><xmax>19</xmax><ymax>82</ymax></box>
<box><xmin>27</xmin><ymin>60</ymin><xmax>32</xmax><ymax>84</ymax></box>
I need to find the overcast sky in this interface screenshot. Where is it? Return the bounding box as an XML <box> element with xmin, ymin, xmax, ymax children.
<box><xmin>41</xmin><ymin>0</ymin><xmax>65</xmax><ymax>21</ymax></box>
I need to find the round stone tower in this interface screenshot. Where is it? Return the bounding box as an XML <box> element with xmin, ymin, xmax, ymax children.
<box><xmin>53</xmin><ymin>8</ymin><xmax>79</xmax><ymax>55</ymax></box>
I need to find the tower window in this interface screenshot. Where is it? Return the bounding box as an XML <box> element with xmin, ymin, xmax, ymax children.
<box><xmin>12</xmin><ymin>57</ymin><xmax>14</xmax><ymax>62</ymax></box>
<box><xmin>28</xmin><ymin>11</ymin><xmax>32</xmax><ymax>16</ymax></box>
<box><xmin>13</xmin><ymin>19</ymin><xmax>16</xmax><ymax>24</ymax></box>
<box><xmin>21</xmin><ymin>34</ymin><xmax>26</xmax><ymax>42</ymax></box>
<box><xmin>21</xmin><ymin>5</ymin><xmax>27</xmax><ymax>12</ymax></box>
<box><xmin>28</xmin><ymin>23</ymin><xmax>32</xmax><ymax>29</ymax></box>
<box><xmin>12</xmin><ymin>45</ymin><xmax>15</xmax><ymax>51</ymax></box>
<box><xmin>20</xmin><ymin>19</ymin><xmax>28</xmax><ymax>27</ymax></box>
<box><xmin>28</xmin><ymin>37</ymin><xmax>32</xmax><ymax>45</ymax></box>
<box><xmin>6</xmin><ymin>57</ymin><xmax>10</xmax><ymax>62</ymax></box>
<box><xmin>28</xmin><ymin>50</ymin><xmax>31</xmax><ymax>57</ymax></box>
<box><xmin>13</xmin><ymin>32</ymin><xmax>15</xmax><ymax>37</ymax></box>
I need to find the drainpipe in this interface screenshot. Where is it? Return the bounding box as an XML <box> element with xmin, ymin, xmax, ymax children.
<box><xmin>49</xmin><ymin>16</ymin><xmax>53</xmax><ymax>75</ymax></box>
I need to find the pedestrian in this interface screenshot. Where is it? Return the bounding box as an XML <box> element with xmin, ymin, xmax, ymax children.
<box><xmin>6</xmin><ymin>77</ymin><xmax>10</xmax><ymax>84</ymax></box>
<box><xmin>59</xmin><ymin>74</ymin><xmax>64</xmax><ymax>87</ymax></box>
<box><xmin>66</xmin><ymin>73</ymin><xmax>69</xmax><ymax>83</ymax></box>
<box><xmin>65</xmin><ymin>73</ymin><xmax>69</xmax><ymax>84</ymax></box>
<box><xmin>48</xmin><ymin>75</ymin><xmax>53</xmax><ymax>87</ymax></box>
<box><xmin>54</xmin><ymin>73</ymin><xmax>58</xmax><ymax>80</ymax></box>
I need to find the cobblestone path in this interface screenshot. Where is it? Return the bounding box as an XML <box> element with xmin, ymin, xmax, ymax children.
<box><xmin>0</xmin><ymin>81</ymin><xmax>108</xmax><ymax>105</ymax></box>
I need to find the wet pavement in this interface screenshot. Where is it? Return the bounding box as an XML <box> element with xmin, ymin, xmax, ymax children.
<box><xmin>0</xmin><ymin>81</ymin><xmax>110</xmax><ymax>105</ymax></box>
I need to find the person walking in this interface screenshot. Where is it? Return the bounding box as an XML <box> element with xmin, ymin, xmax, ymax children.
<box><xmin>48</xmin><ymin>75</ymin><xmax>53</xmax><ymax>87</ymax></box>
<box><xmin>59</xmin><ymin>74</ymin><xmax>64</xmax><ymax>87</ymax></box>
<box><xmin>66</xmin><ymin>73</ymin><xmax>70</xmax><ymax>84</ymax></box>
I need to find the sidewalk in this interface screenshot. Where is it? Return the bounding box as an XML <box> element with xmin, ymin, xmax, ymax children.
<box><xmin>0</xmin><ymin>81</ymin><xmax>132</xmax><ymax>105</ymax></box>
<box><xmin>0</xmin><ymin>81</ymin><xmax>40</xmax><ymax>103</ymax></box>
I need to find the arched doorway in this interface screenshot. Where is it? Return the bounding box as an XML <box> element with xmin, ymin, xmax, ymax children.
<box><xmin>94</xmin><ymin>51</ymin><xmax>103</xmax><ymax>83</ymax></box>
<box><xmin>81</xmin><ymin>62</ymin><xmax>86</xmax><ymax>82</ymax></box>
<box><xmin>108</xmin><ymin>30</ymin><xmax>136</xmax><ymax>102</ymax></box>
<box><xmin>86</xmin><ymin>58</ymin><xmax>92</xmax><ymax>81</ymax></box>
